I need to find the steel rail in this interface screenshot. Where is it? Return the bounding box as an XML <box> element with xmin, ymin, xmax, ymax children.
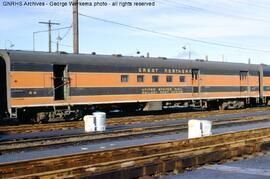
<box><xmin>1</xmin><ymin>127</ymin><xmax>270</xmax><ymax>178</ymax></box>
<box><xmin>1</xmin><ymin>106</ymin><xmax>270</xmax><ymax>134</ymax></box>
<box><xmin>1</xmin><ymin>115</ymin><xmax>269</xmax><ymax>154</ymax></box>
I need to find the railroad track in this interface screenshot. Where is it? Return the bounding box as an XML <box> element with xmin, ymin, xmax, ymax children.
<box><xmin>1</xmin><ymin>126</ymin><xmax>270</xmax><ymax>179</ymax></box>
<box><xmin>1</xmin><ymin>115</ymin><xmax>269</xmax><ymax>154</ymax></box>
<box><xmin>1</xmin><ymin>106</ymin><xmax>270</xmax><ymax>134</ymax></box>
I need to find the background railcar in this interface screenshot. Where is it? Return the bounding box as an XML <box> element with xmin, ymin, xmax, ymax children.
<box><xmin>263</xmin><ymin>65</ymin><xmax>270</xmax><ymax>102</ymax></box>
<box><xmin>0</xmin><ymin>50</ymin><xmax>269</xmax><ymax>123</ymax></box>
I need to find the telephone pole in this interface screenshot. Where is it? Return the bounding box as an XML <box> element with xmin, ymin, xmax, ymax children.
<box><xmin>73</xmin><ymin>0</ymin><xmax>79</xmax><ymax>54</ymax></box>
<box><xmin>56</xmin><ymin>33</ymin><xmax>62</xmax><ymax>52</ymax></box>
<box><xmin>39</xmin><ymin>20</ymin><xmax>60</xmax><ymax>52</ymax></box>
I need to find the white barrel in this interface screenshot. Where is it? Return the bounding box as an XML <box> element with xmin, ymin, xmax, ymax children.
<box><xmin>83</xmin><ymin>115</ymin><xmax>95</xmax><ymax>132</ymax></box>
<box><xmin>93</xmin><ymin>112</ymin><xmax>106</xmax><ymax>132</ymax></box>
<box><xmin>201</xmin><ymin>120</ymin><xmax>212</xmax><ymax>136</ymax></box>
<box><xmin>188</xmin><ymin>119</ymin><xmax>202</xmax><ymax>138</ymax></box>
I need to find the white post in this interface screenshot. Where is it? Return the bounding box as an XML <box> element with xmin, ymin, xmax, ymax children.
<box><xmin>188</xmin><ymin>120</ymin><xmax>202</xmax><ymax>138</ymax></box>
<box><xmin>83</xmin><ymin>115</ymin><xmax>95</xmax><ymax>132</ymax></box>
<box><xmin>201</xmin><ymin>120</ymin><xmax>212</xmax><ymax>136</ymax></box>
<box><xmin>93</xmin><ymin>112</ymin><xmax>106</xmax><ymax>132</ymax></box>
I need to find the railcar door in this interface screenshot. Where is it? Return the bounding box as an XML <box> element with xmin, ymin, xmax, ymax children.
<box><xmin>0</xmin><ymin>58</ymin><xmax>8</xmax><ymax>117</ymax></box>
<box><xmin>53</xmin><ymin>65</ymin><xmax>69</xmax><ymax>100</ymax></box>
<box><xmin>240</xmin><ymin>71</ymin><xmax>249</xmax><ymax>96</ymax></box>
<box><xmin>192</xmin><ymin>69</ymin><xmax>200</xmax><ymax>97</ymax></box>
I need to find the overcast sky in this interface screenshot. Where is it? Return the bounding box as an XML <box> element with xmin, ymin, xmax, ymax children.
<box><xmin>1</xmin><ymin>0</ymin><xmax>270</xmax><ymax>64</ymax></box>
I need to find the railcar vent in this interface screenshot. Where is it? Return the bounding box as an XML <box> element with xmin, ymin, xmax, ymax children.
<box><xmin>59</xmin><ymin>51</ymin><xmax>68</xmax><ymax>55</ymax></box>
<box><xmin>112</xmin><ymin>54</ymin><xmax>122</xmax><ymax>57</ymax></box>
<box><xmin>195</xmin><ymin>59</ymin><xmax>205</xmax><ymax>62</ymax></box>
<box><xmin>158</xmin><ymin>57</ymin><xmax>167</xmax><ymax>60</ymax></box>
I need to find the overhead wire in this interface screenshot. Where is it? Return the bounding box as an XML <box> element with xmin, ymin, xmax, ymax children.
<box><xmin>79</xmin><ymin>13</ymin><xmax>270</xmax><ymax>54</ymax></box>
<box><xmin>34</xmin><ymin>25</ymin><xmax>73</xmax><ymax>50</ymax></box>
<box><xmin>230</xmin><ymin>0</ymin><xmax>270</xmax><ymax>10</ymax></box>
<box><xmin>154</xmin><ymin>0</ymin><xmax>270</xmax><ymax>23</ymax></box>
<box><xmin>34</xmin><ymin>26</ymin><xmax>72</xmax><ymax>34</ymax></box>
<box><xmin>60</xmin><ymin>25</ymin><xmax>72</xmax><ymax>41</ymax></box>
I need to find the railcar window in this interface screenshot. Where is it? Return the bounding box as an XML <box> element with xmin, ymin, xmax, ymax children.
<box><xmin>121</xmin><ymin>75</ymin><xmax>129</xmax><ymax>83</ymax></box>
<box><xmin>152</xmin><ymin>75</ymin><xmax>159</xmax><ymax>82</ymax></box>
<box><xmin>137</xmin><ymin>75</ymin><xmax>144</xmax><ymax>83</ymax></box>
<box><xmin>193</xmin><ymin>87</ymin><xmax>199</xmax><ymax>93</ymax></box>
<box><xmin>166</xmin><ymin>76</ymin><xmax>173</xmax><ymax>83</ymax></box>
<box><xmin>179</xmin><ymin>76</ymin><xmax>186</xmax><ymax>82</ymax></box>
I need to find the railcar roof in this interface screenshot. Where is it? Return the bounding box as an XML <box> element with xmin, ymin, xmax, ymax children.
<box><xmin>1</xmin><ymin>50</ymin><xmax>261</xmax><ymax>71</ymax></box>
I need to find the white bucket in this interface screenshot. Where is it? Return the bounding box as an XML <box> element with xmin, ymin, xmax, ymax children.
<box><xmin>201</xmin><ymin>120</ymin><xmax>212</xmax><ymax>136</ymax></box>
<box><xmin>188</xmin><ymin>119</ymin><xmax>202</xmax><ymax>138</ymax></box>
<box><xmin>83</xmin><ymin>115</ymin><xmax>95</xmax><ymax>132</ymax></box>
<box><xmin>93</xmin><ymin>112</ymin><xmax>106</xmax><ymax>132</ymax></box>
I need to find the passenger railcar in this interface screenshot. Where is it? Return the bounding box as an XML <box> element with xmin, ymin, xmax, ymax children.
<box><xmin>0</xmin><ymin>50</ymin><xmax>269</xmax><ymax>123</ymax></box>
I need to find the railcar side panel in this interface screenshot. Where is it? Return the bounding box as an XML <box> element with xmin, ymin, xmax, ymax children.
<box><xmin>263</xmin><ymin>69</ymin><xmax>270</xmax><ymax>98</ymax></box>
<box><xmin>10</xmin><ymin>63</ymin><xmax>54</xmax><ymax>107</ymax></box>
<box><xmin>10</xmin><ymin>65</ymin><xmax>261</xmax><ymax>107</ymax></box>
<box><xmin>0</xmin><ymin>57</ymin><xmax>8</xmax><ymax>117</ymax></box>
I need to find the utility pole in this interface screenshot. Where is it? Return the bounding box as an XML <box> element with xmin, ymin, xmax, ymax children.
<box><xmin>56</xmin><ymin>33</ymin><xmax>62</xmax><ymax>52</ymax></box>
<box><xmin>205</xmin><ymin>55</ymin><xmax>208</xmax><ymax>61</ymax></box>
<box><xmin>39</xmin><ymin>20</ymin><xmax>60</xmax><ymax>52</ymax></box>
<box><xmin>73</xmin><ymin>0</ymin><xmax>79</xmax><ymax>54</ymax></box>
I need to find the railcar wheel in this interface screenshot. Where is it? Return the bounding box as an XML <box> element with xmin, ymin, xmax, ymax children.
<box><xmin>36</xmin><ymin>112</ymin><xmax>48</xmax><ymax>124</ymax></box>
<box><xmin>238</xmin><ymin>101</ymin><xmax>245</xmax><ymax>109</ymax></box>
<box><xmin>219</xmin><ymin>102</ymin><xmax>228</xmax><ymax>110</ymax></box>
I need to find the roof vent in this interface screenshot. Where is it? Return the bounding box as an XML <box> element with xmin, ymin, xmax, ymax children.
<box><xmin>158</xmin><ymin>57</ymin><xmax>167</xmax><ymax>60</ymax></box>
<box><xmin>195</xmin><ymin>59</ymin><xmax>205</xmax><ymax>62</ymax></box>
<box><xmin>59</xmin><ymin>51</ymin><xmax>68</xmax><ymax>55</ymax></box>
<box><xmin>112</xmin><ymin>54</ymin><xmax>122</xmax><ymax>57</ymax></box>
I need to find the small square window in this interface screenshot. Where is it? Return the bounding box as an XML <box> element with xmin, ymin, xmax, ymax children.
<box><xmin>193</xmin><ymin>87</ymin><xmax>199</xmax><ymax>93</ymax></box>
<box><xmin>121</xmin><ymin>75</ymin><xmax>129</xmax><ymax>83</ymax></box>
<box><xmin>179</xmin><ymin>76</ymin><xmax>186</xmax><ymax>82</ymax></box>
<box><xmin>137</xmin><ymin>75</ymin><xmax>144</xmax><ymax>83</ymax></box>
<box><xmin>152</xmin><ymin>75</ymin><xmax>159</xmax><ymax>82</ymax></box>
<box><xmin>166</xmin><ymin>76</ymin><xmax>173</xmax><ymax>83</ymax></box>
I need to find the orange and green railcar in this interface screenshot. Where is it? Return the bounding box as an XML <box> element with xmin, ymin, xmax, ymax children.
<box><xmin>0</xmin><ymin>50</ymin><xmax>269</xmax><ymax>123</ymax></box>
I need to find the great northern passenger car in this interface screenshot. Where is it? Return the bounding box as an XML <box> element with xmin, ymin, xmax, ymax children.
<box><xmin>0</xmin><ymin>50</ymin><xmax>269</xmax><ymax>123</ymax></box>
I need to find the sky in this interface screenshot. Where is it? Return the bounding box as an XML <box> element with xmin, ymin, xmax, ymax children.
<box><xmin>1</xmin><ymin>0</ymin><xmax>270</xmax><ymax>64</ymax></box>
